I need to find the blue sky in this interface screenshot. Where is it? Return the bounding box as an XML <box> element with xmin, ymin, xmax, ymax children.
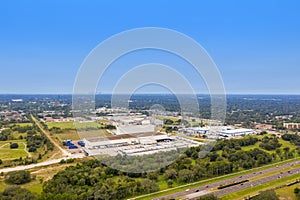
<box><xmin>0</xmin><ymin>0</ymin><xmax>300</xmax><ymax>94</ymax></box>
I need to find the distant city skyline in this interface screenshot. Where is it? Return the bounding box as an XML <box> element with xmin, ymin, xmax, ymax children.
<box><xmin>1</xmin><ymin>0</ymin><xmax>300</xmax><ymax>94</ymax></box>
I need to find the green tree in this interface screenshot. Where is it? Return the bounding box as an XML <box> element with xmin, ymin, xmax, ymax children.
<box><xmin>294</xmin><ymin>187</ymin><xmax>300</xmax><ymax>199</ymax></box>
<box><xmin>167</xmin><ymin>179</ymin><xmax>173</xmax><ymax>188</ymax></box>
<box><xmin>178</xmin><ymin>169</ymin><xmax>194</xmax><ymax>183</ymax></box>
<box><xmin>0</xmin><ymin>186</ymin><xmax>35</xmax><ymax>200</ymax></box>
<box><xmin>10</xmin><ymin>143</ymin><xmax>19</xmax><ymax>149</ymax></box>
<box><xmin>5</xmin><ymin>170</ymin><xmax>31</xmax><ymax>185</ymax></box>
<box><xmin>164</xmin><ymin>169</ymin><xmax>177</xmax><ymax>180</ymax></box>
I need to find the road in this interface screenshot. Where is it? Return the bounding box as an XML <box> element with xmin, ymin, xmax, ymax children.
<box><xmin>154</xmin><ymin>160</ymin><xmax>300</xmax><ymax>200</ymax></box>
<box><xmin>0</xmin><ymin>153</ymin><xmax>85</xmax><ymax>173</ymax></box>
<box><xmin>31</xmin><ymin>115</ymin><xmax>70</xmax><ymax>156</ymax></box>
<box><xmin>211</xmin><ymin>167</ymin><xmax>299</xmax><ymax>197</ymax></box>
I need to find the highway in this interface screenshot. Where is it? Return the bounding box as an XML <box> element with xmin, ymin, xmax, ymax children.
<box><xmin>211</xmin><ymin>167</ymin><xmax>299</xmax><ymax>197</ymax></box>
<box><xmin>154</xmin><ymin>160</ymin><xmax>300</xmax><ymax>200</ymax></box>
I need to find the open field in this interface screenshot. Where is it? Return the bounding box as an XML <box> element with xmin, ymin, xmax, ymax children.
<box><xmin>54</xmin><ymin>130</ymin><xmax>81</xmax><ymax>141</ymax></box>
<box><xmin>79</xmin><ymin>129</ymin><xmax>110</xmax><ymax>138</ymax></box>
<box><xmin>54</xmin><ymin>129</ymin><xmax>110</xmax><ymax>141</ymax></box>
<box><xmin>47</xmin><ymin>121</ymin><xmax>101</xmax><ymax>130</ymax></box>
<box><xmin>8</xmin><ymin>123</ymin><xmax>33</xmax><ymax>127</ymax></box>
<box><xmin>0</xmin><ymin>140</ymin><xmax>29</xmax><ymax>160</ymax></box>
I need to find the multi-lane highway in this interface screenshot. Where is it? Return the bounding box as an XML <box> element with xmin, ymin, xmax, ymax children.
<box><xmin>154</xmin><ymin>160</ymin><xmax>300</xmax><ymax>200</ymax></box>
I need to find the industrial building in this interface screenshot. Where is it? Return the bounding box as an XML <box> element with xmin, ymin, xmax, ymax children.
<box><xmin>83</xmin><ymin>132</ymin><xmax>170</xmax><ymax>148</ymax></box>
<box><xmin>113</xmin><ymin>124</ymin><xmax>155</xmax><ymax>135</ymax></box>
<box><xmin>83</xmin><ymin>132</ymin><xmax>202</xmax><ymax>156</ymax></box>
<box><xmin>219</xmin><ymin>128</ymin><xmax>256</xmax><ymax>137</ymax></box>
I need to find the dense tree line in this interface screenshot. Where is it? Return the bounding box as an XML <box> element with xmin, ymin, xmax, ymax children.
<box><xmin>26</xmin><ymin>129</ymin><xmax>52</xmax><ymax>152</ymax></box>
<box><xmin>282</xmin><ymin>134</ymin><xmax>300</xmax><ymax>146</ymax></box>
<box><xmin>41</xmin><ymin>160</ymin><xmax>159</xmax><ymax>200</ymax></box>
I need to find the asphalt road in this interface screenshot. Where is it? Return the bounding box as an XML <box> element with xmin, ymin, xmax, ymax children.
<box><xmin>211</xmin><ymin>166</ymin><xmax>300</xmax><ymax>198</ymax></box>
<box><xmin>0</xmin><ymin>153</ymin><xmax>85</xmax><ymax>173</ymax></box>
<box><xmin>154</xmin><ymin>160</ymin><xmax>300</xmax><ymax>200</ymax></box>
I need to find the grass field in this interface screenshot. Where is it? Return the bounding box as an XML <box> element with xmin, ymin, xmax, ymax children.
<box><xmin>8</xmin><ymin>123</ymin><xmax>32</xmax><ymax>127</ymax></box>
<box><xmin>47</xmin><ymin>121</ymin><xmax>101</xmax><ymax>130</ymax></box>
<box><xmin>276</xmin><ymin>182</ymin><xmax>300</xmax><ymax>200</ymax></box>
<box><xmin>0</xmin><ymin>140</ymin><xmax>29</xmax><ymax>160</ymax></box>
<box><xmin>79</xmin><ymin>129</ymin><xmax>110</xmax><ymax>138</ymax></box>
<box><xmin>53</xmin><ymin>129</ymin><xmax>109</xmax><ymax>141</ymax></box>
<box><xmin>54</xmin><ymin>130</ymin><xmax>81</xmax><ymax>141</ymax></box>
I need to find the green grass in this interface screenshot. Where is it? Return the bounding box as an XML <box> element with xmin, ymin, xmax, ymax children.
<box><xmin>241</xmin><ymin>137</ymin><xmax>296</xmax><ymax>153</ymax></box>
<box><xmin>23</xmin><ymin>181</ymin><xmax>43</xmax><ymax>194</ymax></box>
<box><xmin>47</xmin><ymin>121</ymin><xmax>101</xmax><ymax>130</ymax></box>
<box><xmin>54</xmin><ymin>130</ymin><xmax>81</xmax><ymax>141</ymax></box>
<box><xmin>276</xmin><ymin>182</ymin><xmax>300</xmax><ymax>200</ymax></box>
<box><xmin>0</xmin><ymin>181</ymin><xmax>6</xmax><ymax>192</ymax></box>
<box><xmin>221</xmin><ymin>173</ymin><xmax>300</xmax><ymax>200</ymax></box>
<box><xmin>12</xmin><ymin>131</ymin><xmax>26</xmax><ymax>139</ymax></box>
<box><xmin>8</xmin><ymin>123</ymin><xmax>33</xmax><ymax>127</ymax></box>
<box><xmin>279</xmin><ymin>138</ymin><xmax>297</xmax><ymax>151</ymax></box>
<box><xmin>0</xmin><ymin>140</ymin><xmax>28</xmax><ymax>160</ymax></box>
<box><xmin>241</xmin><ymin>143</ymin><xmax>261</xmax><ymax>151</ymax></box>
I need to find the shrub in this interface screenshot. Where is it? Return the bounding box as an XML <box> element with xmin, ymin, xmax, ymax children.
<box><xmin>10</xmin><ymin>143</ymin><xmax>19</xmax><ymax>149</ymax></box>
<box><xmin>5</xmin><ymin>170</ymin><xmax>31</xmax><ymax>185</ymax></box>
